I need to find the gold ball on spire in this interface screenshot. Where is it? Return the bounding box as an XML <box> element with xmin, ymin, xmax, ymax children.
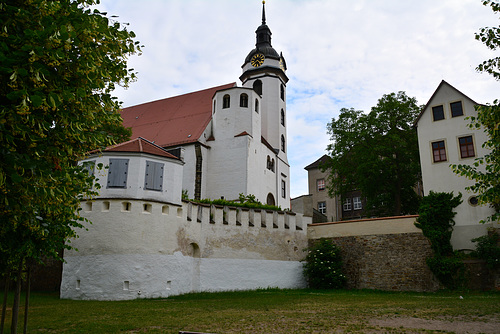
<box><xmin>262</xmin><ymin>1</ymin><xmax>265</xmax><ymax>4</ymax></box>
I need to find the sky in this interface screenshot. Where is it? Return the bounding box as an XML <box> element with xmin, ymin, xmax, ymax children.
<box><xmin>96</xmin><ymin>0</ymin><xmax>499</xmax><ymax>199</ymax></box>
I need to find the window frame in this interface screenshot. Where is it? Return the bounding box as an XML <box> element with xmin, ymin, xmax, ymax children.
<box><xmin>223</xmin><ymin>94</ymin><xmax>230</xmax><ymax>109</ymax></box>
<box><xmin>281</xmin><ymin>135</ymin><xmax>286</xmax><ymax>153</ymax></box>
<box><xmin>353</xmin><ymin>197</ymin><xmax>362</xmax><ymax>210</ymax></box>
<box><xmin>458</xmin><ymin>135</ymin><xmax>475</xmax><ymax>159</ymax></box>
<box><xmin>281</xmin><ymin>180</ymin><xmax>286</xmax><ymax>199</ymax></box>
<box><xmin>239</xmin><ymin>93</ymin><xmax>248</xmax><ymax>108</ymax></box>
<box><xmin>343</xmin><ymin>198</ymin><xmax>352</xmax><ymax>211</ymax></box>
<box><xmin>432</xmin><ymin>105</ymin><xmax>445</xmax><ymax>121</ymax></box>
<box><xmin>317</xmin><ymin>179</ymin><xmax>325</xmax><ymax>191</ymax></box>
<box><xmin>281</xmin><ymin>109</ymin><xmax>285</xmax><ymax>126</ymax></box>
<box><xmin>431</xmin><ymin>140</ymin><xmax>447</xmax><ymax>163</ymax></box>
<box><xmin>318</xmin><ymin>201</ymin><xmax>326</xmax><ymax>214</ymax></box>
<box><xmin>450</xmin><ymin>100</ymin><xmax>464</xmax><ymax>118</ymax></box>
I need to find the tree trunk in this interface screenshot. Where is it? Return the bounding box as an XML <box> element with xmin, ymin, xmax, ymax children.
<box><xmin>23</xmin><ymin>265</ymin><xmax>30</xmax><ymax>334</ymax></box>
<box><xmin>10</xmin><ymin>263</ymin><xmax>23</xmax><ymax>334</ymax></box>
<box><xmin>1</xmin><ymin>275</ymin><xmax>10</xmax><ymax>334</ymax></box>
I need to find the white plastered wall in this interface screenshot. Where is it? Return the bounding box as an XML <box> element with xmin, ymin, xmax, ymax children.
<box><xmin>416</xmin><ymin>83</ymin><xmax>496</xmax><ymax>250</ymax></box>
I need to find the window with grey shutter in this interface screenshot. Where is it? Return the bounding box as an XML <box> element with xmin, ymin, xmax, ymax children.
<box><xmin>107</xmin><ymin>158</ymin><xmax>129</xmax><ymax>188</ymax></box>
<box><xmin>144</xmin><ymin>160</ymin><xmax>164</xmax><ymax>191</ymax></box>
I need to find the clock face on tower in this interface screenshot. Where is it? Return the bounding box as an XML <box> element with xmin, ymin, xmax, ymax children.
<box><xmin>251</xmin><ymin>53</ymin><xmax>265</xmax><ymax>67</ymax></box>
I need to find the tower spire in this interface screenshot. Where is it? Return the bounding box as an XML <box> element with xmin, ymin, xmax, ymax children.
<box><xmin>262</xmin><ymin>1</ymin><xmax>266</xmax><ymax>25</ymax></box>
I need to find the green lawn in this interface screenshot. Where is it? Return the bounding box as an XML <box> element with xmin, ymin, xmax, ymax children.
<box><xmin>3</xmin><ymin>289</ymin><xmax>500</xmax><ymax>333</ymax></box>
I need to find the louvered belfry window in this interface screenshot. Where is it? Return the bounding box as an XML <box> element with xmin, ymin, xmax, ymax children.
<box><xmin>145</xmin><ymin>160</ymin><xmax>164</xmax><ymax>191</ymax></box>
<box><xmin>107</xmin><ymin>158</ymin><xmax>129</xmax><ymax>188</ymax></box>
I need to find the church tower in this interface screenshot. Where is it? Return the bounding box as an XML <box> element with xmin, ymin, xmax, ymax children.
<box><xmin>240</xmin><ymin>1</ymin><xmax>289</xmax><ymax>166</ymax></box>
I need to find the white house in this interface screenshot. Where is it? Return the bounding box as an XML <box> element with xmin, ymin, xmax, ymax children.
<box><xmin>414</xmin><ymin>80</ymin><xmax>497</xmax><ymax>250</ymax></box>
<box><xmin>60</xmin><ymin>4</ymin><xmax>310</xmax><ymax>301</ymax></box>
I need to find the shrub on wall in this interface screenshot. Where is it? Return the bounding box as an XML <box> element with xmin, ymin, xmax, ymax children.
<box><xmin>303</xmin><ymin>239</ymin><xmax>346</xmax><ymax>289</ymax></box>
<box><xmin>415</xmin><ymin>191</ymin><xmax>465</xmax><ymax>289</ymax></box>
<box><xmin>472</xmin><ymin>228</ymin><xmax>500</xmax><ymax>269</ymax></box>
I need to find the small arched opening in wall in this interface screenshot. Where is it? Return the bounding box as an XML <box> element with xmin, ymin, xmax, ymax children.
<box><xmin>267</xmin><ymin>193</ymin><xmax>276</xmax><ymax>206</ymax></box>
<box><xmin>189</xmin><ymin>242</ymin><xmax>201</xmax><ymax>258</ymax></box>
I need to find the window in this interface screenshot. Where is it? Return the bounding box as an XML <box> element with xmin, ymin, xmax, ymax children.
<box><xmin>240</xmin><ymin>93</ymin><xmax>248</xmax><ymax>108</ymax></box>
<box><xmin>281</xmin><ymin>180</ymin><xmax>286</xmax><ymax>198</ymax></box>
<box><xmin>82</xmin><ymin>160</ymin><xmax>95</xmax><ymax>176</ymax></box>
<box><xmin>281</xmin><ymin>135</ymin><xmax>286</xmax><ymax>152</ymax></box>
<box><xmin>281</xmin><ymin>109</ymin><xmax>285</xmax><ymax>126</ymax></box>
<box><xmin>317</xmin><ymin>179</ymin><xmax>325</xmax><ymax>191</ymax></box>
<box><xmin>318</xmin><ymin>202</ymin><xmax>326</xmax><ymax>214</ymax></box>
<box><xmin>255</xmin><ymin>99</ymin><xmax>259</xmax><ymax>113</ymax></box>
<box><xmin>280</xmin><ymin>84</ymin><xmax>285</xmax><ymax>101</ymax></box>
<box><xmin>450</xmin><ymin>101</ymin><xmax>463</xmax><ymax>117</ymax></box>
<box><xmin>353</xmin><ymin>197</ymin><xmax>362</xmax><ymax>210</ymax></box>
<box><xmin>144</xmin><ymin>160</ymin><xmax>164</xmax><ymax>191</ymax></box>
<box><xmin>266</xmin><ymin>156</ymin><xmax>275</xmax><ymax>172</ymax></box>
<box><xmin>343</xmin><ymin>198</ymin><xmax>352</xmax><ymax>211</ymax></box>
<box><xmin>432</xmin><ymin>141</ymin><xmax>447</xmax><ymax>162</ymax></box>
<box><xmin>107</xmin><ymin>158</ymin><xmax>129</xmax><ymax>188</ymax></box>
<box><xmin>459</xmin><ymin>136</ymin><xmax>475</xmax><ymax>158</ymax></box>
<box><xmin>432</xmin><ymin>105</ymin><xmax>445</xmax><ymax>121</ymax></box>
<box><xmin>223</xmin><ymin>94</ymin><xmax>230</xmax><ymax>109</ymax></box>
<box><xmin>253</xmin><ymin>80</ymin><xmax>262</xmax><ymax>95</ymax></box>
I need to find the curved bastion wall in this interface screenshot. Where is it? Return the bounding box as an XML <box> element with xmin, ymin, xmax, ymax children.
<box><xmin>61</xmin><ymin>199</ymin><xmax>309</xmax><ymax>300</ymax></box>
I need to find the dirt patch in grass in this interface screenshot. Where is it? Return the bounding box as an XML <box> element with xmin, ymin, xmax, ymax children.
<box><xmin>369</xmin><ymin>316</ymin><xmax>500</xmax><ymax>333</ymax></box>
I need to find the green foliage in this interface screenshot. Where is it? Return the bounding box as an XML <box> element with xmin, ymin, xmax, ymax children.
<box><xmin>303</xmin><ymin>239</ymin><xmax>346</xmax><ymax>289</ymax></box>
<box><xmin>325</xmin><ymin>91</ymin><xmax>421</xmax><ymax>217</ymax></box>
<box><xmin>415</xmin><ymin>191</ymin><xmax>465</xmax><ymax>289</ymax></box>
<box><xmin>191</xmin><ymin>193</ymin><xmax>282</xmax><ymax>211</ymax></box>
<box><xmin>475</xmin><ymin>0</ymin><xmax>500</xmax><ymax>80</ymax></box>
<box><xmin>0</xmin><ymin>0</ymin><xmax>139</xmax><ymax>274</ymax></box>
<box><xmin>451</xmin><ymin>1</ymin><xmax>500</xmax><ymax>224</ymax></box>
<box><xmin>472</xmin><ymin>228</ymin><xmax>500</xmax><ymax>269</ymax></box>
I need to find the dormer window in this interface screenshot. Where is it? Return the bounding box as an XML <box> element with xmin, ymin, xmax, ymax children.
<box><xmin>450</xmin><ymin>101</ymin><xmax>464</xmax><ymax>117</ymax></box>
<box><xmin>432</xmin><ymin>105</ymin><xmax>445</xmax><ymax>121</ymax></box>
<box><xmin>240</xmin><ymin>93</ymin><xmax>248</xmax><ymax>108</ymax></box>
<box><xmin>223</xmin><ymin>94</ymin><xmax>230</xmax><ymax>109</ymax></box>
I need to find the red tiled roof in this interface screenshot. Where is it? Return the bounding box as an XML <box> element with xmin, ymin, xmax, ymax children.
<box><xmin>121</xmin><ymin>83</ymin><xmax>236</xmax><ymax>147</ymax></box>
<box><xmin>103</xmin><ymin>137</ymin><xmax>179</xmax><ymax>160</ymax></box>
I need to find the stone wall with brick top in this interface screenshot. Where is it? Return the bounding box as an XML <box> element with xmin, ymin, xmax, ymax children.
<box><xmin>308</xmin><ymin>216</ymin><xmax>441</xmax><ymax>292</ymax></box>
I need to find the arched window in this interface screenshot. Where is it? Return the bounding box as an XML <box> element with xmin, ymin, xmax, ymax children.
<box><xmin>223</xmin><ymin>94</ymin><xmax>230</xmax><ymax>109</ymax></box>
<box><xmin>255</xmin><ymin>99</ymin><xmax>259</xmax><ymax>113</ymax></box>
<box><xmin>281</xmin><ymin>135</ymin><xmax>286</xmax><ymax>152</ymax></box>
<box><xmin>240</xmin><ymin>93</ymin><xmax>248</xmax><ymax>108</ymax></box>
<box><xmin>280</xmin><ymin>84</ymin><xmax>285</xmax><ymax>101</ymax></box>
<box><xmin>281</xmin><ymin>109</ymin><xmax>285</xmax><ymax>126</ymax></box>
<box><xmin>253</xmin><ymin>80</ymin><xmax>262</xmax><ymax>96</ymax></box>
<box><xmin>266</xmin><ymin>193</ymin><xmax>276</xmax><ymax>206</ymax></box>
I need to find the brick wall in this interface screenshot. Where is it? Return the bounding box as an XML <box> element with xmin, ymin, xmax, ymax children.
<box><xmin>316</xmin><ymin>233</ymin><xmax>440</xmax><ymax>291</ymax></box>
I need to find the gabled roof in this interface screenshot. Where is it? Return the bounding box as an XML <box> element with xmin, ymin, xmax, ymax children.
<box><xmin>305</xmin><ymin>154</ymin><xmax>331</xmax><ymax>170</ymax></box>
<box><xmin>102</xmin><ymin>137</ymin><xmax>180</xmax><ymax>160</ymax></box>
<box><xmin>413</xmin><ymin>80</ymin><xmax>479</xmax><ymax>127</ymax></box>
<box><xmin>121</xmin><ymin>83</ymin><xmax>236</xmax><ymax>147</ymax></box>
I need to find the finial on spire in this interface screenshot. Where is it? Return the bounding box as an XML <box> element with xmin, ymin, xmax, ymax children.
<box><xmin>262</xmin><ymin>0</ymin><xmax>266</xmax><ymax>25</ymax></box>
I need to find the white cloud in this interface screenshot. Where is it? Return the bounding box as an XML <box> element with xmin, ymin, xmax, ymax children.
<box><xmin>97</xmin><ymin>0</ymin><xmax>499</xmax><ymax>198</ymax></box>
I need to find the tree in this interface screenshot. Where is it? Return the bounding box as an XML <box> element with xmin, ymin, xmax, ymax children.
<box><xmin>0</xmin><ymin>1</ymin><xmax>139</xmax><ymax>332</ymax></box>
<box><xmin>451</xmin><ymin>0</ymin><xmax>500</xmax><ymax>224</ymax></box>
<box><xmin>325</xmin><ymin>92</ymin><xmax>421</xmax><ymax>217</ymax></box>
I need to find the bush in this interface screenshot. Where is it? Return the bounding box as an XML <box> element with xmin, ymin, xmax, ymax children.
<box><xmin>472</xmin><ymin>228</ymin><xmax>500</xmax><ymax>269</ymax></box>
<box><xmin>415</xmin><ymin>191</ymin><xmax>465</xmax><ymax>289</ymax></box>
<box><xmin>303</xmin><ymin>239</ymin><xmax>346</xmax><ymax>289</ymax></box>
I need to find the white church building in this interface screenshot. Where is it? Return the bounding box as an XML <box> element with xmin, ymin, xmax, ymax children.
<box><xmin>60</xmin><ymin>3</ymin><xmax>310</xmax><ymax>300</ymax></box>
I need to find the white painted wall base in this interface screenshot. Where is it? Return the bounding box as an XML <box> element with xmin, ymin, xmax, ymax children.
<box><xmin>61</xmin><ymin>253</ymin><xmax>306</xmax><ymax>300</ymax></box>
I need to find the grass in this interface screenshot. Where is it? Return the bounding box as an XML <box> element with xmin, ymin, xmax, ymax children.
<box><xmin>2</xmin><ymin>288</ymin><xmax>500</xmax><ymax>333</ymax></box>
